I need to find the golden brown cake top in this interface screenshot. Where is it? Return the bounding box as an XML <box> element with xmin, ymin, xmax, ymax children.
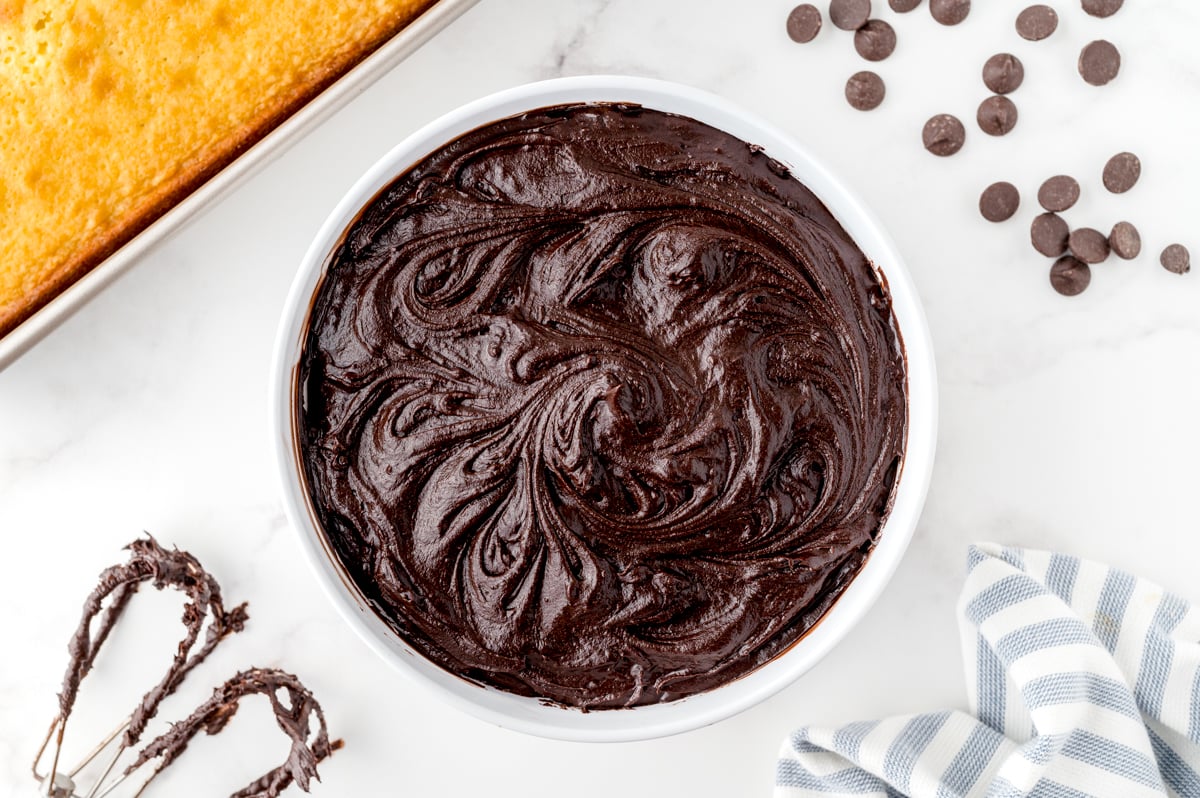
<box><xmin>0</xmin><ymin>0</ymin><xmax>432</xmax><ymax>336</ymax></box>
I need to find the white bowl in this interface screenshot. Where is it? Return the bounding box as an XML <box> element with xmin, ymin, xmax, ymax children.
<box><xmin>271</xmin><ymin>75</ymin><xmax>938</xmax><ymax>743</ymax></box>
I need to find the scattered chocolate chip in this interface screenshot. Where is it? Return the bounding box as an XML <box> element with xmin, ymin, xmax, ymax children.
<box><xmin>1102</xmin><ymin>152</ymin><xmax>1141</xmax><ymax>194</ymax></box>
<box><xmin>1069</xmin><ymin>227</ymin><xmax>1110</xmax><ymax>263</ymax></box>
<box><xmin>830</xmin><ymin>0</ymin><xmax>871</xmax><ymax>31</ymax></box>
<box><xmin>1082</xmin><ymin>0</ymin><xmax>1123</xmax><ymax>18</ymax></box>
<box><xmin>1161</xmin><ymin>244</ymin><xmax>1191</xmax><ymax>275</ymax></box>
<box><xmin>1038</xmin><ymin>175</ymin><xmax>1080</xmax><ymax>212</ymax></box>
<box><xmin>845</xmin><ymin>71</ymin><xmax>886</xmax><ymax>110</ymax></box>
<box><xmin>1079</xmin><ymin>40</ymin><xmax>1121</xmax><ymax>86</ymax></box>
<box><xmin>889</xmin><ymin>0</ymin><xmax>921</xmax><ymax>10</ymax></box>
<box><xmin>980</xmin><ymin>182</ymin><xmax>1020</xmax><ymax>222</ymax></box>
<box><xmin>983</xmin><ymin>53</ymin><xmax>1024</xmax><ymax>94</ymax></box>
<box><xmin>1050</xmin><ymin>255</ymin><xmax>1092</xmax><ymax>296</ymax></box>
<box><xmin>931</xmin><ymin>0</ymin><xmax>969</xmax><ymax>24</ymax></box>
<box><xmin>1016</xmin><ymin>5</ymin><xmax>1058</xmax><ymax>41</ymax></box>
<box><xmin>923</xmin><ymin>114</ymin><xmax>966</xmax><ymax>156</ymax></box>
<box><xmin>930</xmin><ymin>0</ymin><xmax>970</xmax><ymax>25</ymax></box>
<box><xmin>787</xmin><ymin>4</ymin><xmax>824</xmax><ymax>43</ymax></box>
<box><xmin>1109</xmin><ymin>222</ymin><xmax>1141</xmax><ymax>260</ymax></box>
<box><xmin>1032</xmin><ymin>213</ymin><xmax>1070</xmax><ymax>257</ymax></box>
<box><xmin>977</xmin><ymin>96</ymin><xmax>1019</xmax><ymax>136</ymax></box>
<box><xmin>854</xmin><ymin>19</ymin><xmax>896</xmax><ymax>61</ymax></box>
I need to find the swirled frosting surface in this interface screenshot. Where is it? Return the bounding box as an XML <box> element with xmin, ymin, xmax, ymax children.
<box><xmin>299</xmin><ymin>103</ymin><xmax>907</xmax><ymax>708</ymax></box>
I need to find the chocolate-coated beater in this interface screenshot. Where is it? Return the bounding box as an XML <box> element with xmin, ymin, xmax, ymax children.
<box><xmin>30</xmin><ymin>537</ymin><xmax>337</xmax><ymax>797</ymax></box>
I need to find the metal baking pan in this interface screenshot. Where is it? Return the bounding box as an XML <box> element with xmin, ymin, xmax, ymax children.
<box><xmin>0</xmin><ymin>0</ymin><xmax>479</xmax><ymax>372</ymax></box>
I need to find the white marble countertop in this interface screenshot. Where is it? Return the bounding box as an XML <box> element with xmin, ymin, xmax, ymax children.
<box><xmin>3</xmin><ymin>1</ymin><xmax>1199</xmax><ymax>795</ymax></box>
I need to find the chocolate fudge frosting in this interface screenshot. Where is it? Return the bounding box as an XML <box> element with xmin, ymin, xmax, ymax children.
<box><xmin>299</xmin><ymin>103</ymin><xmax>907</xmax><ymax>708</ymax></box>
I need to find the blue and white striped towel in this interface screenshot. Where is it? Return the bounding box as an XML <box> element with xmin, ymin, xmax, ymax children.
<box><xmin>776</xmin><ymin>544</ymin><xmax>1200</xmax><ymax>797</ymax></box>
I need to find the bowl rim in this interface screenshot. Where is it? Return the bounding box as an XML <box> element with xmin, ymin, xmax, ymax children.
<box><xmin>270</xmin><ymin>75</ymin><xmax>938</xmax><ymax>743</ymax></box>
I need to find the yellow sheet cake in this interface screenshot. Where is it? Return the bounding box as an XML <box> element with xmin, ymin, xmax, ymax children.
<box><xmin>0</xmin><ymin>0</ymin><xmax>433</xmax><ymax>337</ymax></box>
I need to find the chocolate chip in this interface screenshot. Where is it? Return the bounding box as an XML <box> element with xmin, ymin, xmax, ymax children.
<box><xmin>1161</xmin><ymin>244</ymin><xmax>1191</xmax><ymax>275</ymax></box>
<box><xmin>1038</xmin><ymin>175</ymin><xmax>1080</xmax><ymax>212</ymax></box>
<box><xmin>1069</xmin><ymin>227</ymin><xmax>1110</xmax><ymax>263</ymax></box>
<box><xmin>979</xmin><ymin>182</ymin><xmax>1020</xmax><ymax>222</ymax></box>
<box><xmin>983</xmin><ymin>54</ymin><xmax>1024</xmax><ymax>94</ymax></box>
<box><xmin>889</xmin><ymin>0</ymin><xmax>921</xmax><ymax>10</ymax></box>
<box><xmin>1102</xmin><ymin>152</ymin><xmax>1141</xmax><ymax>194</ymax></box>
<box><xmin>845</xmin><ymin>71</ymin><xmax>886</xmax><ymax>110</ymax></box>
<box><xmin>1082</xmin><ymin>0</ymin><xmax>1122</xmax><ymax>18</ymax></box>
<box><xmin>1050</xmin><ymin>256</ymin><xmax>1091</xmax><ymax>296</ymax></box>
<box><xmin>1079</xmin><ymin>40</ymin><xmax>1121</xmax><ymax>86</ymax></box>
<box><xmin>922</xmin><ymin>114</ymin><xmax>965</xmax><ymax>156</ymax></box>
<box><xmin>930</xmin><ymin>0</ymin><xmax>969</xmax><ymax>25</ymax></box>
<box><xmin>1016</xmin><ymin>5</ymin><xmax>1058</xmax><ymax>41</ymax></box>
<box><xmin>977</xmin><ymin>96</ymin><xmax>1018</xmax><ymax>136</ymax></box>
<box><xmin>1032</xmin><ymin>213</ymin><xmax>1070</xmax><ymax>257</ymax></box>
<box><xmin>854</xmin><ymin>19</ymin><xmax>896</xmax><ymax>61</ymax></box>
<box><xmin>787</xmin><ymin>4</ymin><xmax>824</xmax><ymax>42</ymax></box>
<box><xmin>1109</xmin><ymin>222</ymin><xmax>1141</xmax><ymax>260</ymax></box>
<box><xmin>830</xmin><ymin>0</ymin><xmax>871</xmax><ymax>30</ymax></box>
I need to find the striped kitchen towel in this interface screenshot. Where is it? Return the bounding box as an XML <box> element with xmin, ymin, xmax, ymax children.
<box><xmin>776</xmin><ymin>544</ymin><xmax>1200</xmax><ymax>798</ymax></box>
